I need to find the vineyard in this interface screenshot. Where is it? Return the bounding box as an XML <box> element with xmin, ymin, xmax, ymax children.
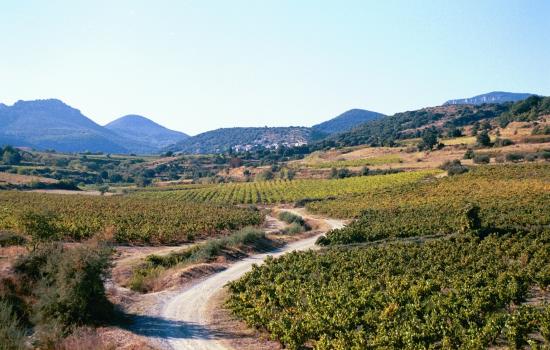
<box><xmin>227</xmin><ymin>230</ymin><xmax>550</xmax><ymax>349</ymax></box>
<box><xmin>134</xmin><ymin>170</ymin><xmax>439</xmax><ymax>204</ymax></box>
<box><xmin>309</xmin><ymin>163</ymin><xmax>550</xmax><ymax>244</ymax></box>
<box><xmin>0</xmin><ymin>192</ymin><xmax>262</xmax><ymax>243</ymax></box>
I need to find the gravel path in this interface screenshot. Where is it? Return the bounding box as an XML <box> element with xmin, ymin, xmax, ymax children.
<box><xmin>143</xmin><ymin>209</ymin><xmax>344</xmax><ymax>350</ymax></box>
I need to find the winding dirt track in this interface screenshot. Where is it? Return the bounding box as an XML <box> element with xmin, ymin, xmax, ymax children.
<box><xmin>155</xmin><ymin>210</ymin><xmax>345</xmax><ymax>350</ymax></box>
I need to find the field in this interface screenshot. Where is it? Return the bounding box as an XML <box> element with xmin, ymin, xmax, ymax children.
<box><xmin>227</xmin><ymin>230</ymin><xmax>550</xmax><ymax>349</ymax></box>
<box><xmin>307</xmin><ymin>163</ymin><xmax>550</xmax><ymax>244</ymax></box>
<box><xmin>133</xmin><ymin>170</ymin><xmax>439</xmax><ymax>204</ymax></box>
<box><xmin>226</xmin><ymin>163</ymin><xmax>550</xmax><ymax>349</ymax></box>
<box><xmin>0</xmin><ymin>191</ymin><xmax>262</xmax><ymax>243</ymax></box>
<box><xmin>300</xmin><ymin>154</ymin><xmax>403</xmax><ymax>168</ymax></box>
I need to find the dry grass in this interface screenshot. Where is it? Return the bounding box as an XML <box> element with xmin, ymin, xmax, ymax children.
<box><xmin>0</xmin><ymin>172</ymin><xmax>58</xmax><ymax>185</ymax></box>
<box><xmin>440</xmin><ymin>136</ymin><xmax>476</xmax><ymax>145</ymax></box>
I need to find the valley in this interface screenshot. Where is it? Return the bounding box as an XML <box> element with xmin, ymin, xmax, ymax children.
<box><xmin>1</xmin><ymin>92</ymin><xmax>549</xmax><ymax>349</ymax></box>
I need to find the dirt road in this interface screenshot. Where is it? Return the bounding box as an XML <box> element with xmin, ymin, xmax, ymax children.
<box><xmin>149</xmin><ymin>209</ymin><xmax>345</xmax><ymax>350</ymax></box>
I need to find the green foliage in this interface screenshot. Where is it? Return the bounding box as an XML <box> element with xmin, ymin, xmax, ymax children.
<box><xmin>315</xmin><ymin>103</ymin><xmax>508</xmax><ymax>149</ymax></box>
<box><xmin>12</xmin><ymin>243</ymin><xmax>113</xmax><ymax>333</ymax></box>
<box><xmin>1</xmin><ymin>147</ymin><xmax>22</xmax><ymax>166</ymax></box>
<box><xmin>309</xmin><ymin>164</ymin><xmax>550</xmax><ymax>244</ymax></box>
<box><xmin>439</xmin><ymin>159</ymin><xmax>469</xmax><ymax>175</ymax></box>
<box><xmin>418</xmin><ymin>128</ymin><xmax>439</xmax><ymax>150</ymax></box>
<box><xmin>227</xmin><ymin>230</ymin><xmax>550</xmax><ymax>349</ymax></box>
<box><xmin>506</xmin><ymin>153</ymin><xmax>525</xmax><ymax>162</ymax></box>
<box><xmin>463</xmin><ymin>148</ymin><xmax>475</xmax><ymax>159</ymax></box>
<box><xmin>0</xmin><ymin>192</ymin><xmax>262</xmax><ymax>244</ymax></box>
<box><xmin>476</xmin><ymin>130</ymin><xmax>492</xmax><ymax>147</ymax></box>
<box><xmin>278</xmin><ymin>212</ymin><xmax>306</xmax><ymax>226</ymax></box>
<box><xmin>129</xmin><ymin>227</ymin><xmax>270</xmax><ymax>292</ymax></box>
<box><xmin>138</xmin><ymin>170</ymin><xmax>439</xmax><ymax>206</ymax></box>
<box><xmin>473</xmin><ymin>154</ymin><xmax>490</xmax><ymax>164</ymax></box>
<box><xmin>16</xmin><ymin>211</ymin><xmax>60</xmax><ymax>250</ymax></box>
<box><xmin>0</xmin><ymin>233</ymin><xmax>27</xmax><ymax>247</ymax></box>
<box><xmin>255</xmin><ymin>169</ymin><xmax>274</xmax><ymax>181</ymax></box>
<box><xmin>498</xmin><ymin>95</ymin><xmax>550</xmax><ymax>127</ymax></box>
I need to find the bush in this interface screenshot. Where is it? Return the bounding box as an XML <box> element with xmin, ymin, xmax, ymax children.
<box><xmin>493</xmin><ymin>138</ymin><xmax>514</xmax><ymax>147</ymax></box>
<box><xmin>473</xmin><ymin>154</ymin><xmax>490</xmax><ymax>164</ymax></box>
<box><xmin>0</xmin><ymin>300</ymin><xmax>26</xmax><ymax>350</ymax></box>
<box><xmin>14</xmin><ymin>244</ymin><xmax>113</xmax><ymax>331</ymax></box>
<box><xmin>463</xmin><ymin>149</ymin><xmax>475</xmax><ymax>160</ymax></box>
<box><xmin>255</xmin><ymin>170</ymin><xmax>274</xmax><ymax>182</ymax></box>
<box><xmin>439</xmin><ymin>160</ymin><xmax>469</xmax><ymax>176</ymax></box>
<box><xmin>278</xmin><ymin>212</ymin><xmax>305</xmax><ymax>226</ymax></box>
<box><xmin>284</xmin><ymin>223</ymin><xmax>306</xmax><ymax>235</ymax></box>
<box><xmin>0</xmin><ymin>233</ymin><xmax>27</xmax><ymax>247</ymax></box>
<box><xmin>538</xmin><ymin>151</ymin><xmax>550</xmax><ymax>160</ymax></box>
<box><xmin>476</xmin><ymin>131</ymin><xmax>491</xmax><ymax>147</ymax></box>
<box><xmin>506</xmin><ymin>153</ymin><xmax>524</xmax><ymax>163</ymax></box>
<box><xmin>16</xmin><ymin>211</ymin><xmax>60</xmax><ymax>250</ymax></box>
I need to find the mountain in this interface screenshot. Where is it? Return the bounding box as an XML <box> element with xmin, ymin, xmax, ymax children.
<box><xmin>105</xmin><ymin>115</ymin><xmax>188</xmax><ymax>153</ymax></box>
<box><xmin>312</xmin><ymin>109</ymin><xmax>385</xmax><ymax>134</ymax></box>
<box><xmin>169</xmin><ymin>127</ymin><xmax>325</xmax><ymax>154</ymax></box>
<box><xmin>0</xmin><ymin>99</ymin><xmax>129</xmax><ymax>153</ymax></box>
<box><xmin>444</xmin><ymin>91</ymin><xmax>535</xmax><ymax>105</ymax></box>
<box><xmin>315</xmin><ymin>103</ymin><xmax>510</xmax><ymax>149</ymax></box>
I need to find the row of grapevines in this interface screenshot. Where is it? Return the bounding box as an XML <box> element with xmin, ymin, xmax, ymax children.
<box><xmin>0</xmin><ymin>192</ymin><xmax>262</xmax><ymax>244</ymax></box>
<box><xmin>134</xmin><ymin>170</ymin><xmax>440</xmax><ymax>204</ymax></box>
<box><xmin>310</xmin><ymin>163</ymin><xmax>550</xmax><ymax>244</ymax></box>
<box><xmin>227</xmin><ymin>230</ymin><xmax>550</xmax><ymax>349</ymax></box>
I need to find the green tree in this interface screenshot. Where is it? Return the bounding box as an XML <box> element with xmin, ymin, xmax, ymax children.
<box><xmin>419</xmin><ymin>129</ymin><xmax>439</xmax><ymax>150</ymax></box>
<box><xmin>1</xmin><ymin>147</ymin><xmax>22</xmax><ymax>165</ymax></box>
<box><xmin>476</xmin><ymin>130</ymin><xmax>491</xmax><ymax>147</ymax></box>
<box><xmin>17</xmin><ymin>211</ymin><xmax>60</xmax><ymax>251</ymax></box>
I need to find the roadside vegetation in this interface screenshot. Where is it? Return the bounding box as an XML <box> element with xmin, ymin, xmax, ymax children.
<box><xmin>127</xmin><ymin>227</ymin><xmax>275</xmax><ymax>293</ymax></box>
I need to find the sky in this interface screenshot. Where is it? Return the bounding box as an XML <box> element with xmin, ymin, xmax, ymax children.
<box><xmin>1</xmin><ymin>1</ymin><xmax>549</xmax><ymax>135</ymax></box>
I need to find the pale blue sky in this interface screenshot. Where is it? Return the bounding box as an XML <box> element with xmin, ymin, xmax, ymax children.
<box><xmin>1</xmin><ymin>0</ymin><xmax>549</xmax><ymax>135</ymax></box>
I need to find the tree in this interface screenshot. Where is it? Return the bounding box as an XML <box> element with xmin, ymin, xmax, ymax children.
<box><xmin>98</xmin><ymin>185</ymin><xmax>109</xmax><ymax>195</ymax></box>
<box><xmin>476</xmin><ymin>131</ymin><xmax>491</xmax><ymax>147</ymax></box>
<box><xmin>419</xmin><ymin>129</ymin><xmax>439</xmax><ymax>150</ymax></box>
<box><xmin>17</xmin><ymin>211</ymin><xmax>60</xmax><ymax>251</ymax></box>
<box><xmin>1</xmin><ymin>147</ymin><xmax>22</xmax><ymax>165</ymax></box>
<box><xmin>255</xmin><ymin>169</ymin><xmax>274</xmax><ymax>181</ymax></box>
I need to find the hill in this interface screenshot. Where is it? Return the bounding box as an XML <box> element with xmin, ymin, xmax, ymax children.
<box><xmin>444</xmin><ymin>91</ymin><xmax>534</xmax><ymax>105</ymax></box>
<box><xmin>169</xmin><ymin>127</ymin><xmax>325</xmax><ymax>154</ymax></box>
<box><xmin>105</xmin><ymin>115</ymin><xmax>188</xmax><ymax>153</ymax></box>
<box><xmin>315</xmin><ymin>96</ymin><xmax>550</xmax><ymax>149</ymax></box>
<box><xmin>0</xmin><ymin>99</ymin><xmax>129</xmax><ymax>153</ymax></box>
<box><xmin>312</xmin><ymin>109</ymin><xmax>385</xmax><ymax>134</ymax></box>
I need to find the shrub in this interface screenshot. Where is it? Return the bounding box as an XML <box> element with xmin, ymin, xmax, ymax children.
<box><xmin>16</xmin><ymin>211</ymin><xmax>60</xmax><ymax>251</ymax></box>
<box><xmin>278</xmin><ymin>212</ymin><xmax>305</xmax><ymax>226</ymax></box>
<box><xmin>0</xmin><ymin>233</ymin><xmax>27</xmax><ymax>247</ymax></box>
<box><xmin>0</xmin><ymin>300</ymin><xmax>26</xmax><ymax>350</ymax></box>
<box><xmin>539</xmin><ymin>151</ymin><xmax>550</xmax><ymax>160</ymax></box>
<box><xmin>473</xmin><ymin>154</ymin><xmax>490</xmax><ymax>164</ymax></box>
<box><xmin>255</xmin><ymin>170</ymin><xmax>274</xmax><ymax>182</ymax></box>
<box><xmin>463</xmin><ymin>149</ymin><xmax>475</xmax><ymax>160</ymax></box>
<box><xmin>476</xmin><ymin>131</ymin><xmax>491</xmax><ymax>147</ymax></box>
<box><xmin>525</xmin><ymin>154</ymin><xmax>537</xmax><ymax>162</ymax></box>
<box><xmin>506</xmin><ymin>153</ymin><xmax>524</xmax><ymax>163</ymax></box>
<box><xmin>439</xmin><ymin>160</ymin><xmax>468</xmax><ymax>176</ymax></box>
<box><xmin>284</xmin><ymin>223</ymin><xmax>306</xmax><ymax>235</ymax></box>
<box><xmin>493</xmin><ymin>138</ymin><xmax>514</xmax><ymax>147</ymax></box>
<box><xmin>14</xmin><ymin>244</ymin><xmax>113</xmax><ymax>330</ymax></box>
